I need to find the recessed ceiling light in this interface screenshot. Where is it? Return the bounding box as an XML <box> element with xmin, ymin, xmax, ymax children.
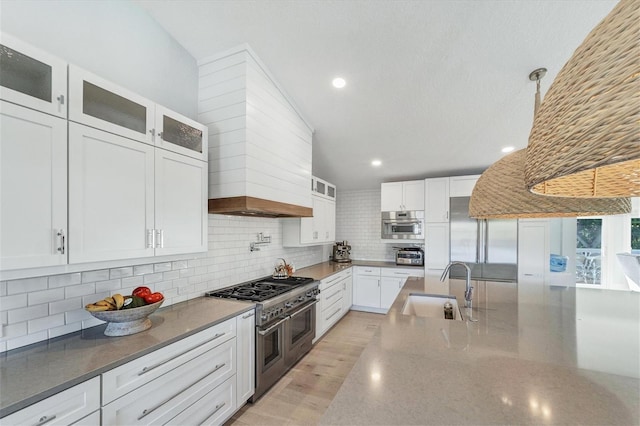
<box><xmin>501</xmin><ymin>146</ymin><xmax>515</xmax><ymax>153</ymax></box>
<box><xmin>332</xmin><ymin>77</ymin><xmax>346</xmax><ymax>88</ymax></box>
<box><xmin>371</xmin><ymin>159</ymin><xmax>382</xmax><ymax>167</ymax></box>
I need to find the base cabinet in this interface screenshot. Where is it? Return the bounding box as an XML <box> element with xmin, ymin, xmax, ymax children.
<box><xmin>0</xmin><ymin>377</ymin><xmax>100</xmax><ymax>426</ymax></box>
<box><xmin>353</xmin><ymin>267</ymin><xmax>424</xmax><ymax>313</ymax></box>
<box><xmin>315</xmin><ymin>268</ymin><xmax>352</xmax><ymax>342</ymax></box>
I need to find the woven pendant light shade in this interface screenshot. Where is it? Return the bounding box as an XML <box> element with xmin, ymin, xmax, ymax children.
<box><xmin>525</xmin><ymin>0</ymin><xmax>640</xmax><ymax>197</ymax></box>
<box><xmin>469</xmin><ymin>149</ymin><xmax>631</xmax><ymax>219</ymax></box>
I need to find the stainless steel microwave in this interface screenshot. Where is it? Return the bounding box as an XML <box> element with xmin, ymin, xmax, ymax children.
<box><xmin>381</xmin><ymin>211</ymin><xmax>425</xmax><ymax>240</ymax></box>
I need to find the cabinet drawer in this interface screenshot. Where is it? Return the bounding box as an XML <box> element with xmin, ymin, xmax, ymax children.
<box><xmin>71</xmin><ymin>409</ymin><xmax>100</xmax><ymax>425</ymax></box>
<box><xmin>168</xmin><ymin>376</ymin><xmax>236</xmax><ymax>426</ymax></box>
<box><xmin>102</xmin><ymin>338</ymin><xmax>235</xmax><ymax>425</ymax></box>
<box><xmin>320</xmin><ymin>270</ymin><xmax>349</xmax><ymax>288</ymax></box>
<box><xmin>1</xmin><ymin>377</ymin><xmax>100</xmax><ymax>426</ymax></box>
<box><xmin>322</xmin><ymin>296</ymin><xmax>344</xmax><ymax>326</ymax></box>
<box><xmin>381</xmin><ymin>268</ymin><xmax>424</xmax><ymax>278</ymax></box>
<box><xmin>354</xmin><ymin>266</ymin><xmax>381</xmax><ymax>276</ymax></box>
<box><xmin>321</xmin><ymin>282</ymin><xmax>343</xmax><ymax>305</ymax></box>
<box><xmin>103</xmin><ymin>317</ymin><xmax>236</xmax><ymax>403</ymax></box>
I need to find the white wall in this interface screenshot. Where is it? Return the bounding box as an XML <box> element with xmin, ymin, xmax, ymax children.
<box><xmin>0</xmin><ymin>0</ymin><xmax>198</xmax><ymax>118</ymax></box>
<box><xmin>336</xmin><ymin>189</ymin><xmax>398</xmax><ymax>261</ymax></box>
<box><xmin>0</xmin><ymin>215</ymin><xmax>323</xmax><ymax>352</ymax></box>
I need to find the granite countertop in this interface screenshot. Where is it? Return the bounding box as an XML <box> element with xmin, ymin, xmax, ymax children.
<box><xmin>0</xmin><ymin>297</ymin><xmax>254</xmax><ymax>418</ymax></box>
<box><xmin>320</xmin><ymin>276</ymin><xmax>640</xmax><ymax>425</ymax></box>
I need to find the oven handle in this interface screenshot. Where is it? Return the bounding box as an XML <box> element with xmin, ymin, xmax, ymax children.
<box><xmin>288</xmin><ymin>300</ymin><xmax>318</xmax><ymax>319</ymax></box>
<box><xmin>257</xmin><ymin>317</ymin><xmax>288</xmax><ymax>336</ymax></box>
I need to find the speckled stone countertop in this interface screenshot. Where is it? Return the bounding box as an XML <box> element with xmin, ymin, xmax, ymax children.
<box><xmin>0</xmin><ymin>297</ymin><xmax>253</xmax><ymax>418</ymax></box>
<box><xmin>321</xmin><ymin>276</ymin><xmax>640</xmax><ymax>425</ymax></box>
<box><xmin>296</xmin><ymin>260</ymin><xmax>423</xmax><ymax>280</ymax></box>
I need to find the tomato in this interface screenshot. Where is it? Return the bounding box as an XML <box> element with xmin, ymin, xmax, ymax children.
<box><xmin>144</xmin><ymin>292</ymin><xmax>164</xmax><ymax>304</ymax></box>
<box><xmin>132</xmin><ymin>286</ymin><xmax>151</xmax><ymax>298</ymax></box>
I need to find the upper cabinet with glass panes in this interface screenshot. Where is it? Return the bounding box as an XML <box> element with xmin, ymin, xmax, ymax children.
<box><xmin>69</xmin><ymin>64</ymin><xmax>207</xmax><ymax>161</ymax></box>
<box><xmin>0</xmin><ymin>33</ymin><xmax>67</xmax><ymax>118</ymax></box>
<box><xmin>312</xmin><ymin>176</ymin><xmax>336</xmax><ymax>201</ymax></box>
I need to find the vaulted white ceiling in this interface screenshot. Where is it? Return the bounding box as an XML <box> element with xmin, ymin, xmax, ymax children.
<box><xmin>136</xmin><ymin>0</ymin><xmax>617</xmax><ymax>190</ymax></box>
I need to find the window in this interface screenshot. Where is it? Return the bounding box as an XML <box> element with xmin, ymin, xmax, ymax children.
<box><xmin>631</xmin><ymin>218</ymin><xmax>640</xmax><ymax>255</ymax></box>
<box><xmin>576</xmin><ymin>218</ymin><xmax>602</xmax><ymax>285</ymax></box>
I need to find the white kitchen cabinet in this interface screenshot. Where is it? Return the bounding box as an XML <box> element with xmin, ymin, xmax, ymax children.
<box><xmin>154</xmin><ymin>149</ymin><xmax>208</xmax><ymax>256</ymax></box>
<box><xmin>1</xmin><ymin>377</ymin><xmax>100</xmax><ymax>426</ymax></box>
<box><xmin>518</xmin><ymin>219</ymin><xmax>550</xmax><ymax>283</ymax></box>
<box><xmin>0</xmin><ymin>32</ymin><xmax>67</xmax><ymax>118</ymax></box>
<box><xmin>169</xmin><ymin>376</ymin><xmax>236</xmax><ymax>426</ymax></box>
<box><xmin>69</xmin><ymin>65</ymin><xmax>154</xmax><ymax>145</ymax></box>
<box><xmin>283</xmin><ymin>188</ymin><xmax>336</xmax><ymax>247</ymax></box>
<box><xmin>449</xmin><ymin>174</ymin><xmax>480</xmax><ymax>197</ymax></box>
<box><xmin>381</xmin><ymin>180</ymin><xmax>425</xmax><ymax>212</ymax></box>
<box><xmin>425</xmin><ymin>178</ymin><xmax>450</xmax><ymax>223</ymax></box>
<box><xmin>0</xmin><ymin>101</ymin><xmax>68</xmax><ymax>270</ymax></box>
<box><xmin>312</xmin><ymin>176</ymin><xmax>337</xmax><ymax>201</ymax></box>
<box><xmin>425</xmin><ymin>222</ymin><xmax>450</xmax><ymax>274</ymax></box>
<box><xmin>68</xmin><ymin>122</ymin><xmax>207</xmax><ymax>263</ymax></box>
<box><xmin>353</xmin><ymin>267</ymin><xmax>424</xmax><ymax>313</ymax></box>
<box><xmin>69</xmin><ymin>66</ymin><xmax>208</xmax><ymax>161</ymax></box>
<box><xmin>68</xmin><ymin>123</ymin><xmax>155</xmax><ymax>263</ymax></box>
<box><xmin>236</xmin><ymin>310</ymin><xmax>256</xmax><ymax>405</ymax></box>
<box><xmin>315</xmin><ymin>268</ymin><xmax>352</xmax><ymax>342</ymax></box>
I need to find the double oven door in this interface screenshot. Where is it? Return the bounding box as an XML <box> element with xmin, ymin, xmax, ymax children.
<box><xmin>254</xmin><ymin>300</ymin><xmax>316</xmax><ymax>401</ymax></box>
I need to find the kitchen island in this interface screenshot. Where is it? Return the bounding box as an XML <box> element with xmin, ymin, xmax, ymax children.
<box><xmin>320</xmin><ymin>276</ymin><xmax>640</xmax><ymax>425</ymax></box>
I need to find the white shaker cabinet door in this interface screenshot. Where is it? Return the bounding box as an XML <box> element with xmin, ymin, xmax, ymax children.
<box><xmin>154</xmin><ymin>149</ymin><xmax>207</xmax><ymax>256</ymax></box>
<box><xmin>380</xmin><ymin>276</ymin><xmax>404</xmax><ymax>310</ymax></box>
<box><xmin>154</xmin><ymin>104</ymin><xmax>208</xmax><ymax>161</ymax></box>
<box><xmin>68</xmin><ymin>122</ymin><xmax>155</xmax><ymax>263</ymax></box>
<box><xmin>381</xmin><ymin>182</ymin><xmax>404</xmax><ymax>212</ymax></box>
<box><xmin>354</xmin><ymin>275</ymin><xmax>381</xmax><ymax>308</ymax></box>
<box><xmin>402</xmin><ymin>180</ymin><xmax>425</xmax><ymax>211</ymax></box>
<box><xmin>0</xmin><ymin>101</ymin><xmax>67</xmax><ymax>270</ymax></box>
<box><xmin>236</xmin><ymin>310</ymin><xmax>256</xmax><ymax>405</ymax></box>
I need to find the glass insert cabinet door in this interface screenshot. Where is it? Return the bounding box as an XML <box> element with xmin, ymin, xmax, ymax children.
<box><xmin>155</xmin><ymin>105</ymin><xmax>208</xmax><ymax>161</ymax></box>
<box><xmin>68</xmin><ymin>64</ymin><xmax>155</xmax><ymax>145</ymax></box>
<box><xmin>0</xmin><ymin>33</ymin><xmax>67</xmax><ymax>118</ymax></box>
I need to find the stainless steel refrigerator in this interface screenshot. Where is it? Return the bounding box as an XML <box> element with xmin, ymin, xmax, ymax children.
<box><xmin>448</xmin><ymin>197</ymin><xmax>518</xmax><ymax>282</ymax></box>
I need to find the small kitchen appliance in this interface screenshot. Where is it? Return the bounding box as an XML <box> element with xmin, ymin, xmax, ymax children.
<box><xmin>396</xmin><ymin>247</ymin><xmax>424</xmax><ymax>266</ymax></box>
<box><xmin>332</xmin><ymin>241</ymin><xmax>352</xmax><ymax>263</ymax></box>
<box><xmin>206</xmin><ymin>275</ymin><xmax>319</xmax><ymax>402</ymax></box>
<box><xmin>381</xmin><ymin>211</ymin><xmax>425</xmax><ymax>240</ymax></box>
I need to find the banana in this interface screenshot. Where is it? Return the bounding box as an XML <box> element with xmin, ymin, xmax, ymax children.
<box><xmin>85</xmin><ymin>304</ymin><xmax>109</xmax><ymax>312</ymax></box>
<box><xmin>113</xmin><ymin>293</ymin><xmax>125</xmax><ymax>310</ymax></box>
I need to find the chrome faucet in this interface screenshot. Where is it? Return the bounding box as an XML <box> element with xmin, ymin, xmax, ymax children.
<box><xmin>440</xmin><ymin>262</ymin><xmax>473</xmax><ymax>309</ymax></box>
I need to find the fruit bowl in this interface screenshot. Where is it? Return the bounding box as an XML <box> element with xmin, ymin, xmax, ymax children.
<box><xmin>87</xmin><ymin>299</ymin><xmax>164</xmax><ymax>336</ymax></box>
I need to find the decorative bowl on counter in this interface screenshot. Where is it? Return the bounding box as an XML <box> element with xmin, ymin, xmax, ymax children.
<box><xmin>87</xmin><ymin>299</ymin><xmax>164</xmax><ymax>336</ymax></box>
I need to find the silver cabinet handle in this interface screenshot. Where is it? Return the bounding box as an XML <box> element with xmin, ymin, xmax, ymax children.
<box><xmin>56</xmin><ymin>229</ymin><xmax>65</xmax><ymax>254</ymax></box>
<box><xmin>138</xmin><ymin>363</ymin><xmax>227</xmax><ymax>421</ymax></box>
<box><xmin>138</xmin><ymin>332</ymin><xmax>226</xmax><ymax>376</ymax></box>
<box><xmin>56</xmin><ymin>94</ymin><xmax>65</xmax><ymax>105</ymax></box>
<box><xmin>378</xmin><ymin>279</ymin><xmax>380</xmax><ymax>287</ymax></box>
<box><xmin>34</xmin><ymin>414</ymin><xmax>57</xmax><ymax>426</ymax></box>
<box><xmin>158</xmin><ymin>131</ymin><xmax>164</xmax><ymax>140</ymax></box>
<box><xmin>147</xmin><ymin>229</ymin><xmax>154</xmax><ymax>248</ymax></box>
<box><xmin>326</xmin><ymin>288</ymin><xmax>341</xmax><ymax>301</ymax></box>
<box><xmin>325</xmin><ymin>275</ymin><xmax>342</xmax><ymax>285</ymax></box>
<box><xmin>156</xmin><ymin>229</ymin><xmax>164</xmax><ymax>248</ymax></box>
<box><xmin>149</xmin><ymin>128</ymin><xmax>155</xmax><ymax>139</ymax></box>
<box><xmin>242</xmin><ymin>311</ymin><xmax>255</xmax><ymax>319</ymax></box>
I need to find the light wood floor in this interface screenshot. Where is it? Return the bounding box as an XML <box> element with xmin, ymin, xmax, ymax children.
<box><xmin>226</xmin><ymin>311</ymin><xmax>383</xmax><ymax>425</ymax></box>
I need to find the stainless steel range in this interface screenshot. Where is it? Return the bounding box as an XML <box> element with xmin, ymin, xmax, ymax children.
<box><xmin>206</xmin><ymin>276</ymin><xmax>319</xmax><ymax>401</ymax></box>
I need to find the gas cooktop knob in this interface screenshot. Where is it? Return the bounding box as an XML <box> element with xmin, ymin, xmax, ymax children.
<box><xmin>285</xmin><ymin>302</ymin><xmax>293</xmax><ymax>308</ymax></box>
<box><xmin>261</xmin><ymin>314</ymin><xmax>268</xmax><ymax>321</ymax></box>
<box><xmin>297</xmin><ymin>295</ymin><xmax>305</xmax><ymax>302</ymax></box>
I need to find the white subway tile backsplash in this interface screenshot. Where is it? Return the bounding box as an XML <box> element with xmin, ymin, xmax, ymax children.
<box><xmin>0</xmin><ymin>281</ymin><xmax>7</xmax><ymax>296</ymax></box>
<box><xmin>82</xmin><ymin>317</ymin><xmax>104</xmax><ymax>329</ymax></box>
<box><xmin>48</xmin><ymin>273</ymin><xmax>82</xmax><ymax>288</ymax></box>
<box><xmin>0</xmin><ymin>294</ymin><xmax>28</xmax><ymax>311</ymax></box>
<box><xmin>65</xmin><ymin>283</ymin><xmax>96</xmax><ymax>299</ymax></box>
<box><xmin>7</xmin><ymin>277</ymin><xmax>48</xmax><ymax>295</ymax></box>
<box><xmin>134</xmin><ymin>264</ymin><xmax>154</xmax><ymax>276</ymax></box>
<box><xmin>1</xmin><ymin>322</ymin><xmax>27</xmax><ymax>340</ymax></box>
<box><xmin>8</xmin><ymin>304</ymin><xmax>48</xmax><ymax>324</ymax></box>
<box><xmin>96</xmin><ymin>279</ymin><xmax>122</xmax><ymax>292</ymax></box>
<box><xmin>172</xmin><ymin>260</ymin><xmax>188</xmax><ymax>270</ymax></box>
<box><xmin>28</xmin><ymin>288</ymin><xmax>65</xmax><ymax>306</ymax></box>
<box><xmin>82</xmin><ymin>269</ymin><xmax>109</xmax><ymax>283</ymax></box>
<box><xmin>109</xmin><ymin>267</ymin><xmax>133</xmax><ymax>279</ymax></box>
<box><xmin>29</xmin><ymin>314</ymin><xmax>64</xmax><ymax>334</ymax></box>
<box><xmin>7</xmin><ymin>331</ymin><xmax>48</xmax><ymax>351</ymax></box>
<box><xmin>65</xmin><ymin>308</ymin><xmax>92</xmax><ymax>324</ymax></box>
<box><xmin>162</xmin><ymin>270</ymin><xmax>180</xmax><ymax>281</ymax></box>
<box><xmin>121</xmin><ymin>275</ymin><xmax>144</xmax><ymax>288</ymax></box>
<box><xmin>49</xmin><ymin>322</ymin><xmax>81</xmax><ymax>339</ymax></box>
<box><xmin>154</xmin><ymin>262</ymin><xmax>172</xmax><ymax>272</ymax></box>
<box><xmin>143</xmin><ymin>273</ymin><xmax>164</xmax><ymax>285</ymax></box>
<box><xmin>50</xmin><ymin>297</ymin><xmax>82</xmax><ymax>315</ymax></box>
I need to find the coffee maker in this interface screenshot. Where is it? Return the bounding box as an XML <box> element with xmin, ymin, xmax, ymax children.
<box><xmin>332</xmin><ymin>241</ymin><xmax>352</xmax><ymax>263</ymax></box>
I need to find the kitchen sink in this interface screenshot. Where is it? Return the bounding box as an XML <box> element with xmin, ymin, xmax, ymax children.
<box><xmin>401</xmin><ymin>293</ymin><xmax>463</xmax><ymax>321</ymax></box>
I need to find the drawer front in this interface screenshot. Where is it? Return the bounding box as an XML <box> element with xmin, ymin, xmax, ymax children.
<box><xmin>103</xmin><ymin>317</ymin><xmax>236</xmax><ymax>404</ymax></box>
<box><xmin>321</xmin><ymin>282</ymin><xmax>343</xmax><ymax>305</ymax></box>
<box><xmin>169</xmin><ymin>376</ymin><xmax>236</xmax><ymax>426</ymax></box>
<box><xmin>320</xmin><ymin>272</ymin><xmax>345</xmax><ymax>289</ymax></box>
<box><xmin>102</xmin><ymin>338</ymin><xmax>236</xmax><ymax>425</ymax></box>
<box><xmin>322</xmin><ymin>297</ymin><xmax>344</xmax><ymax>328</ymax></box>
<box><xmin>381</xmin><ymin>267</ymin><xmax>424</xmax><ymax>278</ymax></box>
<box><xmin>1</xmin><ymin>377</ymin><xmax>100</xmax><ymax>426</ymax></box>
<box><xmin>71</xmin><ymin>409</ymin><xmax>100</xmax><ymax>425</ymax></box>
<box><xmin>354</xmin><ymin>266</ymin><xmax>381</xmax><ymax>276</ymax></box>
